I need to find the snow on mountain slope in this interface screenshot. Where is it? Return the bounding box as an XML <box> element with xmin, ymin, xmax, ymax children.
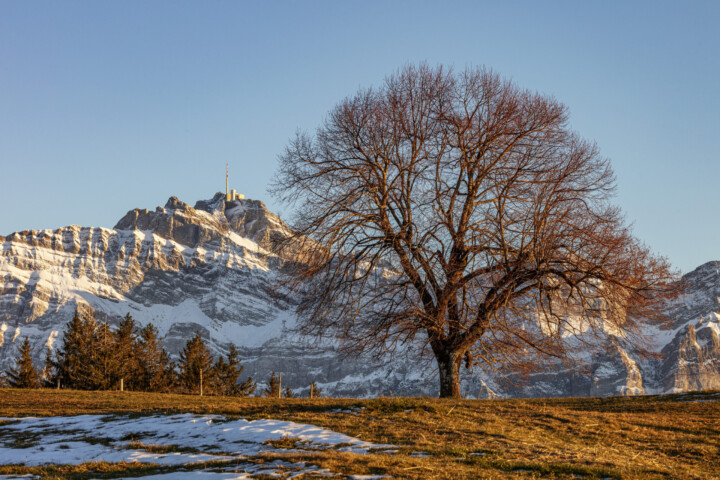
<box><xmin>0</xmin><ymin>193</ymin><xmax>435</xmax><ymax>396</ymax></box>
<box><xmin>1</xmin><ymin>193</ymin><xmax>719</xmax><ymax>397</ymax></box>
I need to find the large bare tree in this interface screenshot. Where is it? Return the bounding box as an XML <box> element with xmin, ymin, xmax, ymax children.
<box><xmin>272</xmin><ymin>65</ymin><xmax>677</xmax><ymax>398</ymax></box>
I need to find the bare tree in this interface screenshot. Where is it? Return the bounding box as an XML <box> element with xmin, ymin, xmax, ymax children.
<box><xmin>272</xmin><ymin>64</ymin><xmax>678</xmax><ymax>398</ymax></box>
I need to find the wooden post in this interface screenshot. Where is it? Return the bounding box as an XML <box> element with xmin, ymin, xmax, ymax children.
<box><xmin>200</xmin><ymin>369</ymin><xmax>204</xmax><ymax>396</ymax></box>
<box><xmin>278</xmin><ymin>372</ymin><xmax>282</xmax><ymax>398</ymax></box>
<box><xmin>120</xmin><ymin>378</ymin><xmax>124</xmax><ymax>392</ymax></box>
<box><xmin>310</xmin><ymin>382</ymin><xmax>314</xmax><ymax>399</ymax></box>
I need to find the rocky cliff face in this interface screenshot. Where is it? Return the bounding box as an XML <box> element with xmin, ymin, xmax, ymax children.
<box><xmin>1</xmin><ymin>194</ymin><xmax>719</xmax><ymax>397</ymax></box>
<box><xmin>659</xmin><ymin>314</ymin><xmax>720</xmax><ymax>392</ymax></box>
<box><xmin>0</xmin><ymin>193</ymin><xmax>432</xmax><ymax>396</ymax></box>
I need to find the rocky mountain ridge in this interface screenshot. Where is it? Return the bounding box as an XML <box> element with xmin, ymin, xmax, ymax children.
<box><xmin>1</xmin><ymin>193</ymin><xmax>719</xmax><ymax>397</ymax></box>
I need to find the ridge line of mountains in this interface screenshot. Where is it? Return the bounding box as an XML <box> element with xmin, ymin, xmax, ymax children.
<box><xmin>1</xmin><ymin>193</ymin><xmax>719</xmax><ymax>397</ymax></box>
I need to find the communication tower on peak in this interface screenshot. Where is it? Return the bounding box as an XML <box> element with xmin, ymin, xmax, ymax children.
<box><xmin>225</xmin><ymin>163</ymin><xmax>245</xmax><ymax>201</ymax></box>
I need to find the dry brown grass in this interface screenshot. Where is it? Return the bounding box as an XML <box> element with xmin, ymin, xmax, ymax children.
<box><xmin>0</xmin><ymin>388</ymin><xmax>718</xmax><ymax>479</ymax></box>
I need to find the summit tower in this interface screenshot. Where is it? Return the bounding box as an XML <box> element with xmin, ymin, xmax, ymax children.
<box><xmin>225</xmin><ymin>163</ymin><xmax>244</xmax><ymax>201</ymax></box>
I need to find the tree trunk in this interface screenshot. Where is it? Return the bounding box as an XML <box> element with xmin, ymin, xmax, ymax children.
<box><xmin>436</xmin><ymin>350</ymin><xmax>463</xmax><ymax>398</ymax></box>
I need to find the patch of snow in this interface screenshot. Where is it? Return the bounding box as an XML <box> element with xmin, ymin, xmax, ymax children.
<box><xmin>326</xmin><ymin>406</ymin><xmax>366</xmax><ymax>415</ymax></box>
<box><xmin>214</xmin><ymin>309</ymin><xmax>295</xmax><ymax>348</ymax></box>
<box><xmin>104</xmin><ymin>459</ymin><xmax>335</xmax><ymax>480</ymax></box>
<box><xmin>645</xmin><ymin>322</ymin><xmax>690</xmax><ymax>351</ymax></box>
<box><xmin>618</xmin><ymin>386</ymin><xmax>644</xmax><ymax>396</ymax></box>
<box><xmin>0</xmin><ymin>440</ymin><xmax>230</xmax><ymax>467</ymax></box>
<box><xmin>225</xmin><ymin>204</ymin><xmax>248</xmax><ymax>218</ymax></box>
<box><xmin>0</xmin><ymin>414</ymin><xmax>392</xmax><ymax>467</ymax></box>
<box><xmin>46</xmin><ymin>330</ymin><xmax>58</xmax><ymax>350</ymax></box>
<box><xmin>226</xmin><ymin>232</ymin><xmax>269</xmax><ymax>256</ymax></box>
<box><xmin>409</xmin><ymin>452</ymin><xmax>430</xmax><ymax>457</ymax></box>
<box><xmin>593</xmin><ymin>363</ymin><xmax>620</xmax><ymax>379</ymax></box>
<box><xmin>86</xmin><ymin>297</ymin><xmax>214</xmax><ymax>338</ymax></box>
<box><xmin>700</xmin><ymin>315</ymin><xmax>720</xmax><ymax>339</ymax></box>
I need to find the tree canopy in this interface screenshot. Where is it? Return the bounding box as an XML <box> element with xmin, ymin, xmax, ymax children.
<box><xmin>272</xmin><ymin>64</ymin><xmax>678</xmax><ymax>398</ymax></box>
<box><xmin>29</xmin><ymin>308</ymin><xmax>252</xmax><ymax>396</ymax></box>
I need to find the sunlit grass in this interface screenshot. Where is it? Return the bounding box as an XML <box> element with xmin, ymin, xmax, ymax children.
<box><xmin>0</xmin><ymin>388</ymin><xmax>718</xmax><ymax>479</ymax></box>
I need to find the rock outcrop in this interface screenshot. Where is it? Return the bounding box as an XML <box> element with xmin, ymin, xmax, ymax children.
<box><xmin>660</xmin><ymin>315</ymin><xmax>720</xmax><ymax>392</ymax></box>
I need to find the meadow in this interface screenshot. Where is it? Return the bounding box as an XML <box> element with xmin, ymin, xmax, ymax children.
<box><xmin>0</xmin><ymin>389</ymin><xmax>718</xmax><ymax>479</ymax></box>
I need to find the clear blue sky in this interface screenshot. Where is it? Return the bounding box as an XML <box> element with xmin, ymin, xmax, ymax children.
<box><xmin>1</xmin><ymin>1</ymin><xmax>718</xmax><ymax>273</ymax></box>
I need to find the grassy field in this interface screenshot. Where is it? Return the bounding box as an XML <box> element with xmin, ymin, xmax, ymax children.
<box><xmin>0</xmin><ymin>389</ymin><xmax>718</xmax><ymax>479</ymax></box>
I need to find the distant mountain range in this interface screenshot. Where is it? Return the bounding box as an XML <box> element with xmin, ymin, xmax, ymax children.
<box><xmin>1</xmin><ymin>193</ymin><xmax>718</xmax><ymax>397</ymax></box>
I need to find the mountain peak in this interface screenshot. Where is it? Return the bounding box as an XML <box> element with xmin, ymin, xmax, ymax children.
<box><xmin>192</xmin><ymin>192</ymin><xmax>227</xmax><ymax>213</ymax></box>
<box><xmin>164</xmin><ymin>196</ymin><xmax>190</xmax><ymax>210</ymax></box>
<box><xmin>112</xmin><ymin>193</ymin><xmax>290</xmax><ymax>252</ymax></box>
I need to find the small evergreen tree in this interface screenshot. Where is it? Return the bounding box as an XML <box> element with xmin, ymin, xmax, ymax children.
<box><xmin>220</xmin><ymin>346</ymin><xmax>242</xmax><ymax>393</ymax></box>
<box><xmin>208</xmin><ymin>356</ymin><xmax>228</xmax><ymax>395</ymax></box>
<box><xmin>41</xmin><ymin>346</ymin><xmax>56</xmax><ymax>388</ymax></box>
<box><xmin>54</xmin><ymin>309</ymin><xmax>84</xmax><ymax>388</ymax></box>
<box><xmin>154</xmin><ymin>350</ymin><xmax>177</xmax><ymax>392</ymax></box>
<box><xmin>96</xmin><ymin>318</ymin><xmax>119</xmax><ymax>390</ymax></box>
<box><xmin>114</xmin><ymin>313</ymin><xmax>138</xmax><ymax>390</ymax></box>
<box><xmin>178</xmin><ymin>331</ymin><xmax>214</xmax><ymax>395</ymax></box>
<box><xmin>6</xmin><ymin>337</ymin><xmax>41</xmax><ymax>388</ymax></box>
<box><xmin>263</xmin><ymin>372</ymin><xmax>281</xmax><ymax>398</ymax></box>
<box><xmin>211</xmin><ymin>346</ymin><xmax>255</xmax><ymax>396</ymax></box>
<box><xmin>283</xmin><ymin>386</ymin><xmax>295</xmax><ymax>398</ymax></box>
<box><xmin>55</xmin><ymin>308</ymin><xmax>103</xmax><ymax>390</ymax></box>
<box><xmin>308</xmin><ymin>381</ymin><xmax>322</xmax><ymax>398</ymax></box>
<box><xmin>238</xmin><ymin>375</ymin><xmax>257</xmax><ymax>397</ymax></box>
<box><xmin>135</xmin><ymin>323</ymin><xmax>175</xmax><ymax>392</ymax></box>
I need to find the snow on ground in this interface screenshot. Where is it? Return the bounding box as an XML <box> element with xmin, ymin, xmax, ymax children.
<box><xmin>110</xmin><ymin>467</ymin><xmax>334</xmax><ymax>480</ymax></box>
<box><xmin>347</xmin><ymin>476</ymin><xmax>391</xmax><ymax>480</ymax></box>
<box><xmin>0</xmin><ymin>414</ymin><xmax>394</xmax><ymax>478</ymax></box>
<box><xmin>671</xmin><ymin>392</ymin><xmax>720</xmax><ymax>402</ymax></box>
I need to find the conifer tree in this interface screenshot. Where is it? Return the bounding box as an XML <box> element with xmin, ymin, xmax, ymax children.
<box><xmin>210</xmin><ymin>346</ymin><xmax>236</xmax><ymax>396</ymax></box>
<box><xmin>154</xmin><ymin>350</ymin><xmax>177</xmax><ymax>392</ymax></box>
<box><xmin>41</xmin><ymin>346</ymin><xmax>56</xmax><ymax>388</ymax></box>
<box><xmin>55</xmin><ymin>308</ymin><xmax>103</xmax><ymax>389</ymax></box>
<box><xmin>207</xmin><ymin>356</ymin><xmax>226</xmax><ymax>395</ymax></box>
<box><xmin>263</xmin><ymin>372</ymin><xmax>281</xmax><ymax>398</ymax></box>
<box><xmin>6</xmin><ymin>337</ymin><xmax>41</xmax><ymax>388</ymax></box>
<box><xmin>96</xmin><ymin>318</ymin><xmax>119</xmax><ymax>390</ymax></box>
<box><xmin>135</xmin><ymin>323</ymin><xmax>175</xmax><ymax>392</ymax></box>
<box><xmin>114</xmin><ymin>313</ymin><xmax>137</xmax><ymax>390</ymax></box>
<box><xmin>211</xmin><ymin>346</ymin><xmax>256</xmax><ymax>396</ymax></box>
<box><xmin>309</xmin><ymin>381</ymin><xmax>322</xmax><ymax>398</ymax></box>
<box><xmin>54</xmin><ymin>309</ymin><xmax>84</xmax><ymax>388</ymax></box>
<box><xmin>178</xmin><ymin>331</ymin><xmax>214</xmax><ymax>395</ymax></box>
<box><xmin>238</xmin><ymin>375</ymin><xmax>257</xmax><ymax>397</ymax></box>
<box><xmin>283</xmin><ymin>386</ymin><xmax>295</xmax><ymax>398</ymax></box>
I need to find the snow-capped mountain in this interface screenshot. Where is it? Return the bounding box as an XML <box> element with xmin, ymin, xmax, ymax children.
<box><xmin>1</xmin><ymin>193</ymin><xmax>718</xmax><ymax>397</ymax></box>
